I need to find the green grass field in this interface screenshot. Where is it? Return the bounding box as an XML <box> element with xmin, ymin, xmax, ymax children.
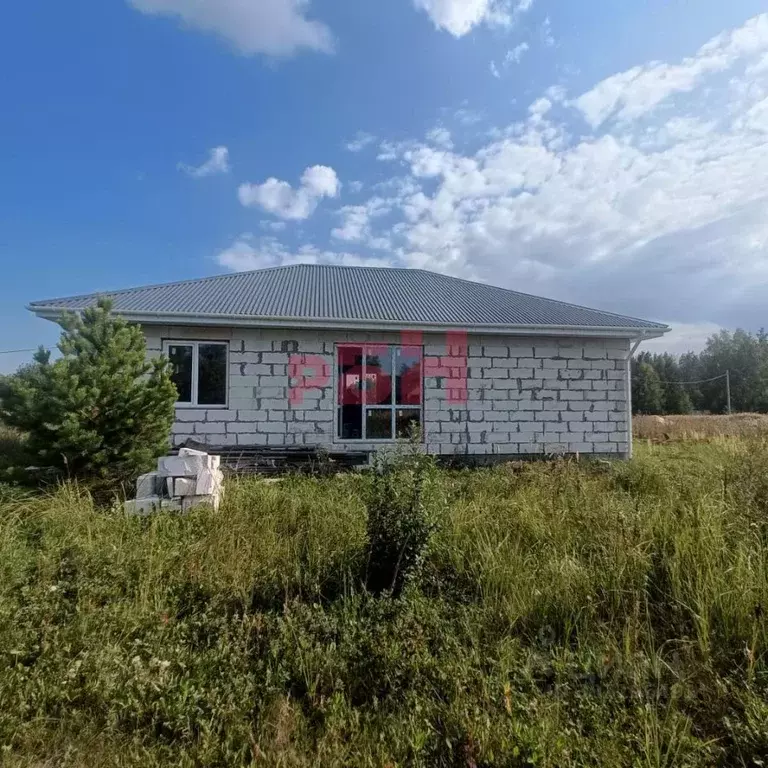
<box><xmin>2</xmin><ymin>439</ymin><xmax>768</xmax><ymax>766</ymax></box>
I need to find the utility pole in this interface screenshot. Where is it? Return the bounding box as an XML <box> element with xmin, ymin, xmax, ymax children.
<box><xmin>726</xmin><ymin>369</ymin><xmax>732</xmax><ymax>414</ymax></box>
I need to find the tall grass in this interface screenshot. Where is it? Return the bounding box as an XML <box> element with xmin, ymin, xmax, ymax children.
<box><xmin>635</xmin><ymin>412</ymin><xmax>768</xmax><ymax>441</ymax></box>
<box><xmin>1</xmin><ymin>441</ymin><xmax>768</xmax><ymax>766</ymax></box>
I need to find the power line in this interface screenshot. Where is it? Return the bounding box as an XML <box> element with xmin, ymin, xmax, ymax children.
<box><xmin>0</xmin><ymin>348</ymin><xmax>36</xmax><ymax>355</ymax></box>
<box><xmin>656</xmin><ymin>372</ymin><xmax>729</xmax><ymax>385</ymax></box>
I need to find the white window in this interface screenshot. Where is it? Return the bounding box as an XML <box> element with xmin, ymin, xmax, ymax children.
<box><xmin>336</xmin><ymin>344</ymin><xmax>422</xmax><ymax>441</ymax></box>
<box><xmin>163</xmin><ymin>340</ymin><xmax>228</xmax><ymax>407</ymax></box>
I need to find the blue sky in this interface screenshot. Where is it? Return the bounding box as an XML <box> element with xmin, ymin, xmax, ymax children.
<box><xmin>2</xmin><ymin>0</ymin><xmax>768</xmax><ymax>371</ymax></box>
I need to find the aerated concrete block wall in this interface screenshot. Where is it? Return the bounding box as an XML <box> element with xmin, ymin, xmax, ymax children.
<box><xmin>143</xmin><ymin>325</ymin><xmax>631</xmax><ymax>457</ymax></box>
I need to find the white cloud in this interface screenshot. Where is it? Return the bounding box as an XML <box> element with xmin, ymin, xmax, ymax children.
<box><xmin>216</xmin><ymin>235</ymin><xmax>393</xmax><ymax>272</ymax></box>
<box><xmin>490</xmin><ymin>60</ymin><xmax>501</xmax><ymax>79</ymax></box>
<box><xmin>331</xmin><ymin>198</ymin><xmax>392</xmax><ymax>244</ymax></box>
<box><xmin>426</xmin><ymin>126</ymin><xmax>453</xmax><ymax>149</ymax></box>
<box><xmin>747</xmin><ymin>52</ymin><xmax>768</xmax><ymax>75</ymax></box>
<box><xmin>528</xmin><ymin>97</ymin><xmax>552</xmax><ymax>117</ymax></box>
<box><xmin>177</xmin><ymin>146</ymin><xmax>230</xmax><ymax>178</ymax></box>
<box><xmin>345</xmin><ymin>132</ymin><xmax>377</xmax><ymax>153</ymax></box>
<box><xmin>575</xmin><ymin>13</ymin><xmax>768</xmax><ymax>127</ymax></box>
<box><xmin>238</xmin><ymin>165</ymin><xmax>341</xmax><ymax>220</ymax></box>
<box><xmin>413</xmin><ymin>0</ymin><xmax>533</xmax><ymax>37</ymax></box>
<box><xmin>345</xmin><ymin>13</ymin><xmax>768</xmax><ymax>335</ymax></box>
<box><xmin>505</xmin><ymin>42</ymin><xmax>529</xmax><ymax>65</ymax></box>
<box><xmin>127</xmin><ymin>0</ymin><xmax>333</xmax><ymax>57</ymax></box>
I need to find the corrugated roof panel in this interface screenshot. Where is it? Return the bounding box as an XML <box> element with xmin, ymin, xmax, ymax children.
<box><xmin>28</xmin><ymin>264</ymin><xmax>668</xmax><ymax>331</ymax></box>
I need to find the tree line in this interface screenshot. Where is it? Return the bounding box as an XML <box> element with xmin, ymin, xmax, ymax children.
<box><xmin>632</xmin><ymin>329</ymin><xmax>768</xmax><ymax>415</ymax></box>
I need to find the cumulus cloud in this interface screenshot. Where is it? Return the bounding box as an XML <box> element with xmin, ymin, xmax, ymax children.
<box><xmin>177</xmin><ymin>146</ymin><xmax>230</xmax><ymax>178</ymax></box>
<box><xmin>344</xmin><ymin>13</ymin><xmax>768</xmax><ymax>345</ymax></box>
<box><xmin>413</xmin><ymin>0</ymin><xmax>533</xmax><ymax>37</ymax></box>
<box><xmin>331</xmin><ymin>198</ymin><xmax>392</xmax><ymax>245</ymax></box>
<box><xmin>216</xmin><ymin>235</ymin><xmax>392</xmax><ymax>272</ymax></box>
<box><xmin>127</xmin><ymin>0</ymin><xmax>333</xmax><ymax>57</ymax></box>
<box><xmin>574</xmin><ymin>12</ymin><xmax>768</xmax><ymax>127</ymax></box>
<box><xmin>238</xmin><ymin>165</ymin><xmax>341</xmax><ymax>220</ymax></box>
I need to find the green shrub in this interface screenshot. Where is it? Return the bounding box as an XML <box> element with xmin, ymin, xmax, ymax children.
<box><xmin>363</xmin><ymin>447</ymin><xmax>443</xmax><ymax>596</ymax></box>
<box><xmin>0</xmin><ymin>299</ymin><xmax>176</xmax><ymax>494</ymax></box>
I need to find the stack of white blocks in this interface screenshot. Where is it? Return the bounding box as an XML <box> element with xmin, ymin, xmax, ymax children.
<box><xmin>125</xmin><ymin>447</ymin><xmax>224</xmax><ymax>514</ymax></box>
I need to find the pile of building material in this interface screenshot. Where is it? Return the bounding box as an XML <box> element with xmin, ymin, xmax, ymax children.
<box><xmin>125</xmin><ymin>448</ymin><xmax>224</xmax><ymax>515</ymax></box>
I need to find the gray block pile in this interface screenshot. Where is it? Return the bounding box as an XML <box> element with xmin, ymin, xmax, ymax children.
<box><xmin>125</xmin><ymin>447</ymin><xmax>224</xmax><ymax>515</ymax></box>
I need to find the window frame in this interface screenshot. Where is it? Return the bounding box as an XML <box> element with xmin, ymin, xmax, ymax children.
<box><xmin>335</xmin><ymin>343</ymin><xmax>423</xmax><ymax>443</ymax></box>
<box><xmin>162</xmin><ymin>339</ymin><xmax>229</xmax><ymax>408</ymax></box>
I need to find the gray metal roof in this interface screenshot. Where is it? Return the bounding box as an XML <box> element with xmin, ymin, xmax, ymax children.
<box><xmin>28</xmin><ymin>264</ymin><xmax>668</xmax><ymax>333</ymax></box>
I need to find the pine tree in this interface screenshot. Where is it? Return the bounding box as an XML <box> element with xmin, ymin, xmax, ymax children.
<box><xmin>632</xmin><ymin>361</ymin><xmax>664</xmax><ymax>414</ymax></box>
<box><xmin>0</xmin><ymin>299</ymin><xmax>177</xmax><ymax>492</ymax></box>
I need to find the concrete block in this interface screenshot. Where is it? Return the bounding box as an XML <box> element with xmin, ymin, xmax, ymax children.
<box><xmin>157</xmin><ymin>454</ymin><xmax>210</xmax><ymax>477</ymax></box>
<box><xmin>261</xmin><ymin>399</ymin><xmax>288</xmax><ymax>411</ymax></box>
<box><xmin>178</xmin><ymin>448</ymin><xmax>206</xmax><ymax>461</ymax></box>
<box><xmin>507</xmin><ymin>346</ymin><xmax>535</xmax><ymax>357</ymax></box>
<box><xmin>237</xmin><ymin>410</ymin><xmax>267</xmax><ymax>422</ymax></box>
<box><xmin>124</xmin><ymin>496</ymin><xmax>161</xmax><ymax>515</ymax></box>
<box><xmin>136</xmin><ymin>472</ymin><xmax>161</xmax><ymax>499</ymax></box>
<box><xmin>509</xmin><ymin>411</ymin><xmax>536</xmax><ymax>422</ymax></box>
<box><xmin>176</xmin><ymin>409</ymin><xmax>208</xmax><ymax>422</ymax></box>
<box><xmin>568</xmin><ymin>442</ymin><xmax>594</xmax><ymax>453</ymax></box>
<box><xmin>236</xmin><ymin>433</ymin><xmax>268</xmax><ymax>446</ymax></box>
<box><xmin>173</xmin><ymin>477</ymin><xmax>197</xmax><ymax>496</ymax></box>
<box><xmin>484</xmin><ymin>346</ymin><xmax>508</xmax><ymax>357</ymax></box>
<box><xmin>194</xmin><ymin>422</ymin><xmax>226</xmax><ymax>434</ymax></box>
<box><xmin>244</xmin><ymin>364</ymin><xmax>273</xmax><ymax>376</ymax></box>
<box><xmin>261</xmin><ymin>422</ymin><xmax>287</xmax><ymax>433</ymax></box>
<box><xmin>196</xmin><ymin>468</ymin><xmax>224</xmax><ymax>496</ymax></box>
<box><xmin>243</xmin><ymin>340</ymin><xmax>275</xmax><ymax>353</ymax></box>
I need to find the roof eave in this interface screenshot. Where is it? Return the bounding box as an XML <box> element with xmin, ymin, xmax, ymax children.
<box><xmin>28</xmin><ymin>305</ymin><xmax>670</xmax><ymax>340</ymax></box>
